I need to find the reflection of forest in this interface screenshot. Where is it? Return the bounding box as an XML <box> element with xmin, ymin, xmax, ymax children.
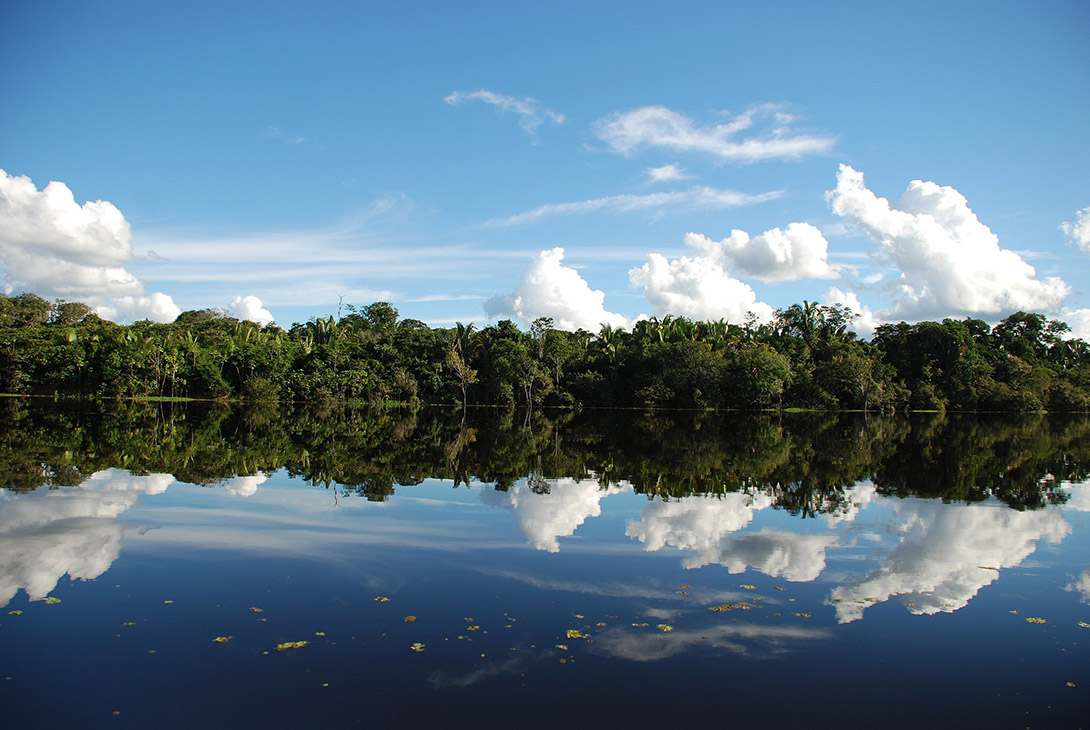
<box><xmin>1</xmin><ymin>400</ymin><xmax>1085</xmax><ymax>512</ymax></box>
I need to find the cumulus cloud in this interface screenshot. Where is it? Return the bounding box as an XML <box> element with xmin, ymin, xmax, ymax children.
<box><xmin>1059</xmin><ymin>309</ymin><xmax>1090</xmax><ymax>341</ymax></box>
<box><xmin>828</xmin><ymin>498</ymin><xmax>1070</xmax><ymax>623</ymax></box>
<box><xmin>824</xmin><ymin>287</ymin><xmax>882</xmax><ymax>339</ymax></box>
<box><xmin>685</xmin><ymin>222</ymin><xmax>839</xmax><ymax>283</ymax></box>
<box><xmin>0</xmin><ymin>469</ymin><xmax>173</xmax><ymax>607</ymax></box>
<box><xmin>0</xmin><ymin>169</ymin><xmax>180</xmax><ymax>322</ymax></box>
<box><xmin>594</xmin><ymin>104</ymin><xmax>836</xmax><ymax>163</ymax></box>
<box><xmin>229</xmin><ymin>295</ymin><xmax>275</xmax><ymax>326</ymax></box>
<box><xmin>1061</xmin><ymin>206</ymin><xmax>1090</xmax><ymax>254</ymax></box>
<box><xmin>484</xmin><ymin>247</ymin><xmax>632</xmax><ymax>331</ymax></box>
<box><xmin>483</xmin><ymin>186</ymin><xmax>782</xmax><ymax>228</ymax></box>
<box><xmin>827</xmin><ymin>164</ymin><xmax>1070</xmax><ymax>320</ymax></box>
<box><xmin>479</xmin><ymin>476</ymin><xmax>626</xmax><ymax>552</ymax></box>
<box><xmin>629</xmin><ymin>236</ymin><xmax>777</xmax><ymax>323</ymax></box>
<box><xmin>626</xmin><ymin>493</ymin><xmax>834</xmax><ymax>579</ymax></box>
<box><xmin>445</xmin><ymin>89</ymin><xmax>565</xmax><ymax>139</ymax></box>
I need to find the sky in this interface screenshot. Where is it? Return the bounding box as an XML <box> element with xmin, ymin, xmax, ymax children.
<box><xmin>2</xmin><ymin>0</ymin><xmax>1089</xmax><ymax>338</ymax></box>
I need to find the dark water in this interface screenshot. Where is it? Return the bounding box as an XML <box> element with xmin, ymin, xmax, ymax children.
<box><xmin>1</xmin><ymin>403</ymin><xmax>1088</xmax><ymax>728</ymax></box>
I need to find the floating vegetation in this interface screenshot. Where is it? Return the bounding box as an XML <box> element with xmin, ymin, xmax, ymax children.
<box><xmin>1077</xmin><ymin>621</ymin><xmax>1089</xmax><ymax>629</ymax></box>
<box><xmin>740</xmin><ymin>585</ymin><xmax>756</xmax><ymax>590</ymax></box>
<box><xmin>249</xmin><ymin>607</ymin><xmax>263</xmax><ymax>613</ymax></box>
<box><xmin>121</xmin><ymin>622</ymin><xmax>135</xmax><ymax>626</ymax></box>
<box><xmin>409</xmin><ymin>643</ymin><xmax>425</xmax><ymax>653</ymax></box>
<box><xmin>566</xmin><ymin>629</ymin><xmax>587</xmax><ymax>639</ymax></box>
<box><xmin>212</xmin><ymin>636</ymin><xmax>232</xmax><ymax>643</ymax></box>
<box><xmin>573</xmin><ymin>614</ymin><xmax>584</xmax><ymax>619</ymax></box>
<box><xmin>1025</xmin><ymin>617</ymin><xmax>1047</xmax><ymax>624</ymax></box>
<box><xmin>8</xmin><ymin>610</ymin><xmax>22</xmax><ymax>615</ymax></box>
<box><xmin>709</xmin><ymin>602</ymin><xmax>757</xmax><ymax>612</ymax></box>
<box><xmin>44</xmin><ymin>597</ymin><xmax>61</xmax><ymax>604</ymax></box>
<box><xmin>632</xmin><ymin>622</ymin><xmax>649</xmax><ymax>627</ymax></box>
<box><xmin>772</xmin><ymin>586</ymin><xmax>785</xmax><ymax>591</ymax></box>
<box><xmin>403</xmin><ymin>616</ymin><xmax>417</xmax><ymax>622</ymax></box>
<box><xmin>374</xmin><ymin>596</ymin><xmax>390</xmax><ymax>603</ymax></box>
<box><xmin>795</xmin><ymin>613</ymin><xmax>812</xmax><ymax>619</ymax></box>
<box><xmin>163</xmin><ymin>600</ymin><xmax>173</xmax><ymax>605</ymax></box>
<box><xmin>276</xmin><ymin>641</ymin><xmax>309</xmax><ymax>651</ymax></box>
<box><xmin>556</xmin><ymin>644</ymin><xmax>568</xmax><ymax>651</ymax></box>
<box><xmin>678</xmin><ymin>584</ymin><xmax>690</xmax><ymax>590</ymax></box>
<box><xmin>467</xmin><ymin>625</ymin><xmax>480</xmax><ymax>631</ymax></box>
<box><xmin>596</xmin><ymin>622</ymin><xmax>607</xmax><ymax>627</ymax></box>
<box><xmin>657</xmin><ymin>624</ymin><xmax>674</xmax><ymax>632</ymax></box>
<box><xmin>315</xmin><ymin>632</ymin><xmax>325</xmax><ymax>636</ymax></box>
<box><xmin>978</xmin><ymin>566</ymin><xmax>999</xmax><ymax>571</ymax></box>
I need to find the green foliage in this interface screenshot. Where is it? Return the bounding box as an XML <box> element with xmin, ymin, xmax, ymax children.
<box><xmin>0</xmin><ymin>292</ymin><xmax>1087</xmax><ymax>412</ymax></box>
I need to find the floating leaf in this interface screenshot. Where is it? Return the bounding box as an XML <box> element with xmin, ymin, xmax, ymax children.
<box><xmin>676</xmin><ymin>591</ymin><xmax>688</xmax><ymax>595</ymax></box>
<box><xmin>1025</xmin><ymin>617</ymin><xmax>1047</xmax><ymax>624</ymax></box>
<box><xmin>740</xmin><ymin>585</ymin><xmax>756</xmax><ymax>590</ymax></box>
<box><xmin>794</xmin><ymin>612</ymin><xmax>812</xmax><ymax>619</ymax></box>
<box><xmin>1010</xmin><ymin>610</ymin><xmax>1020</xmax><ymax>614</ymax></box>
<box><xmin>315</xmin><ymin>632</ymin><xmax>326</xmax><ymax>636</ymax></box>
<box><xmin>409</xmin><ymin>643</ymin><xmax>425</xmax><ymax>653</ymax></box>
<box><xmin>574</xmin><ymin>614</ymin><xmax>584</xmax><ymax>619</ymax></box>
<box><xmin>904</xmin><ymin>601</ymin><xmax>916</xmax><ymax>607</ymax></box>
<box><xmin>374</xmin><ymin>597</ymin><xmax>390</xmax><ymax>603</ymax></box>
<box><xmin>657</xmin><ymin>624</ymin><xmax>674</xmax><ymax>632</ymax></box>
<box><xmin>1067</xmin><ymin>682</ymin><xmax>1076</xmax><ymax>687</ymax></box>
<box><xmin>249</xmin><ymin>607</ymin><xmax>263</xmax><ymax>613</ymax></box>
<box><xmin>44</xmin><ymin>597</ymin><xmax>61</xmax><ymax>604</ymax></box>
<box><xmin>566</xmin><ymin>629</ymin><xmax>587</xmax><ymax>639</ymax></box>
<box><xmin>403</xmin><ymin>616</ymin><xmax>417</xmax><ymax>622</ymax></box>
<box><xmin>709</xmin><ymin>602</ymin><xmax>757</xmax><ymax>612</ymax></box>
<box><xmin>467</xmin><ymin>625</ymin><xmax>481</xmax><ymax>631</ymax></box>
<box><xmin>978</xmin><ymin>566</ymin><xmax>999</xmax><ymax>571</ymax></box>
<box><xmin>163</xmin><ymin>600</ymin><xmax>173</xmax><ymax>605</ymax></box>
<box><xmin>121</xmin><ymin>622</ymin><xmax>135</xmax><ymax>626</ymax></box>
<box><xmin>678</xmin><ymin>584</ymin><xmax>691</xmax><ymax>590</ymax></box>
<box><xmin>276</xmin><ymin>641</ymin><xmax>309</xmax><ymax>651</ymax></box>
<box><xmin>8</xmin><ymin>610</ymin><xmax>22</xmax><ymax>616</ymax></box>
<box><xmin>772</xmin><ymin>586</ymin><xmax>784</xmax><ymax>591</ymax></box>
<box><xmin>212</xmin><ymin>636</ymin><xmax>232</xmax><ymax>644</ymax></box>
<box><xmin>632</xmin><ymin>622</ymin><xmax>649</xmax><ymax>627</ymax></box>
<box><xmin>1077</xmin><ymin>621</ymin><xmax>1090</xmax><ymax>629</ymax></box>
<box><xmin>556</xmin><ymin>644</ymin><xmax>569</xmax><ymax>651</ymax></box>
<box><xmin>596</xmin><ymin>622</ymin><xmax>607</xmax><ymax>627</ymax></box>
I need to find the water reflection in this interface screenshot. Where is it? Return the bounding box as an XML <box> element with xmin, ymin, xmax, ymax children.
<box><xmin>480</xmin><ymin>477</ymin><xmax>625</xmax><ymax>552</ymax></box>
<box><xmin>828</xmin><ymin>499</ymin><xmax>1071</xmax><ymax>622</ymax></box>
<box><xmin>0</xmin><ymin>470</ymin><xmax>171</xmax><ymax>606</ymax></box>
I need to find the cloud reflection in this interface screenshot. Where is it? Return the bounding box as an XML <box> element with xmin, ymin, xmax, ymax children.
<box><xmin>829</xmin><ymin>499</ymin><xmax>1071</xmax><ymax>622</ymax></box>
<box><xmin>0</xmin><ymin>470</ymin><xmax>175</xmax><ymax>606</ymax></box>
<box><xmin>479</xmin><ymin>477</ymin><xmax>626</xmax><ymax>552</ymax></box>
<box><xmin>593</xmin><ymin>622</ymin><xmax>832</xmax><ymax>662</ymax></box>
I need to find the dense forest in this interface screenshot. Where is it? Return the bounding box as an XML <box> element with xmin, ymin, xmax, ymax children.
<box><xmin>1</xmin><ymin>400</ymin><xmax>1085</xmax><ymax>511</ymax></box>
<box><xmin>2</xmin><ymin>291</ymin><xmax>1088</xmax><ymax>411</ymax></box>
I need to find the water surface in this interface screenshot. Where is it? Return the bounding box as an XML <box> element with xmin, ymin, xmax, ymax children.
<box><xmin>1</xmin><ymin>404</ymin><xmax>1088</xmax><ymax>728</ymax></box>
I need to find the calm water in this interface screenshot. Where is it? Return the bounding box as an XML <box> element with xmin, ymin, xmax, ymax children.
<box><xmin>1</xmin><ymin>404</ymin><xmax>1088</xmax><ymax>728</ymax></box>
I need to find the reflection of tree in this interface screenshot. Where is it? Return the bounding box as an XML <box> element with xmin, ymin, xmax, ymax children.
<box><xmin>1</xmin><ymin>401</ymin><xmax>1088</xmax><ymax>517</ymax></box>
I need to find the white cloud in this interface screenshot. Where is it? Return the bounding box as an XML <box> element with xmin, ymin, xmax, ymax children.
<box><xmin>1062</xmin><ymin>309</ymin><xmax>1090</xmax><ymax>341</ymax></box>
<box><xmin>221</xmin><ymin>474</ymin><xmax>268</xmax><ymax>497</ymax></box>
<box><xmin>629</xmin><ymin>236</ymin><xmax>777</xmax><ymax>323</ymax></box>
<box><xmin>483</xmin><ymin>186</ymin><xmax>782</xmax><ymax>228</ymax></box>
<box><xmin>484</xmin><ymin>247</ymin><xmax>632</xmax><ymax>331</ymax></box>
<box><xmin>445</xmin><ymin>89</ymin><xmax>565</xmax><ymax>139</ymax></box>
<box><xmin>0</xmin><ymin>169</ymin><xmax>180</xmax><ymax>322</ymax></box>
<box><xmin>644</xmin><ymin>163</ymin><xmax>692</xmax><ymax>184</ymax></box>
<box><xmin>594</xmin><ymin>104</ymin><xmax>836</xmax><ymax>163</ymax></box>
<box><xmin>229</xmin><ymin>295</ymin><xmax>275</xmax><ymax>326</ymax></box>
<box><xmin>0</xmin><ymin>469</ymin><xmax>174</xmax><ymax>607</ymax></box>
<box><xmin>825</xmin><ymin>286</ymin><xmax>882</xmax><ymax>339</ymax></box>
<box><xmin>479</xmin><ymin>477</ymin><xmax>626</xmax><ymax>552</ymax></box>
<box><xmin>685</xmin><ymin>222</ymin><xmax>839</xmax><ymax>282</ymax></box>
<box><xmin>1068</xmin><ymin>570</ymin><xmax>1090</xmax><ymax>604</ymax></box>
<box><xmin>827</xmin><ymin>164</ymin><xmax>1070</xmax><ymax>320</ymax></box>
<box><xmin>828</xmin><ymin>499</ymin><xmax>1070</xmax><ymax>623</ymax></box>
<box><xmin>1061</xmin><ymin>206</ymin><xmax>1090</xmax><ymax>254</ymax></box>
<box><xmin>625</xmin><ymin>493</ymin><xmax>834</xmax><ymax>579</ymax></box>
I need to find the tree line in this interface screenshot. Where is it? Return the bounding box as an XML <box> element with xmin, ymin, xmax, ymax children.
<box><xmin>2</xmin><ymin>291</ymin><xmax>1088</xmax><ymax>411</ymax></box>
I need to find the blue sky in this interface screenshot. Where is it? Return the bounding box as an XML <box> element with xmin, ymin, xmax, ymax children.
<box><xmin>2</xmin><ymin>0</ymin><xmax>1089</xmax><ymax>337</ymax></box>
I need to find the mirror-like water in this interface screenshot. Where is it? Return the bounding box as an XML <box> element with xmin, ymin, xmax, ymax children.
<box><xmin>1</xmin><ymin>403</ymin><xmax>1088</xmax><ymax>728</ymax></box>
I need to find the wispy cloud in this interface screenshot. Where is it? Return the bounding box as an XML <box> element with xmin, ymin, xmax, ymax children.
<box><xmin>595</xmin><ymin>104</ymin><xmax>835</xmax><ymax>163</ymax></box>
<box><xmin>483</xmin><ymin>186</ymin><xmax>783</xmax><ymax>227</ymax></box>
<box><xmin>644</xmin><ymin>163</ymin><xmax>693</xmax><ymax>184</ymax></box>
<box><xmin>445</xmin><ymin>89</ymin><xmax>565</xmax><ymax>140</ymax></box>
